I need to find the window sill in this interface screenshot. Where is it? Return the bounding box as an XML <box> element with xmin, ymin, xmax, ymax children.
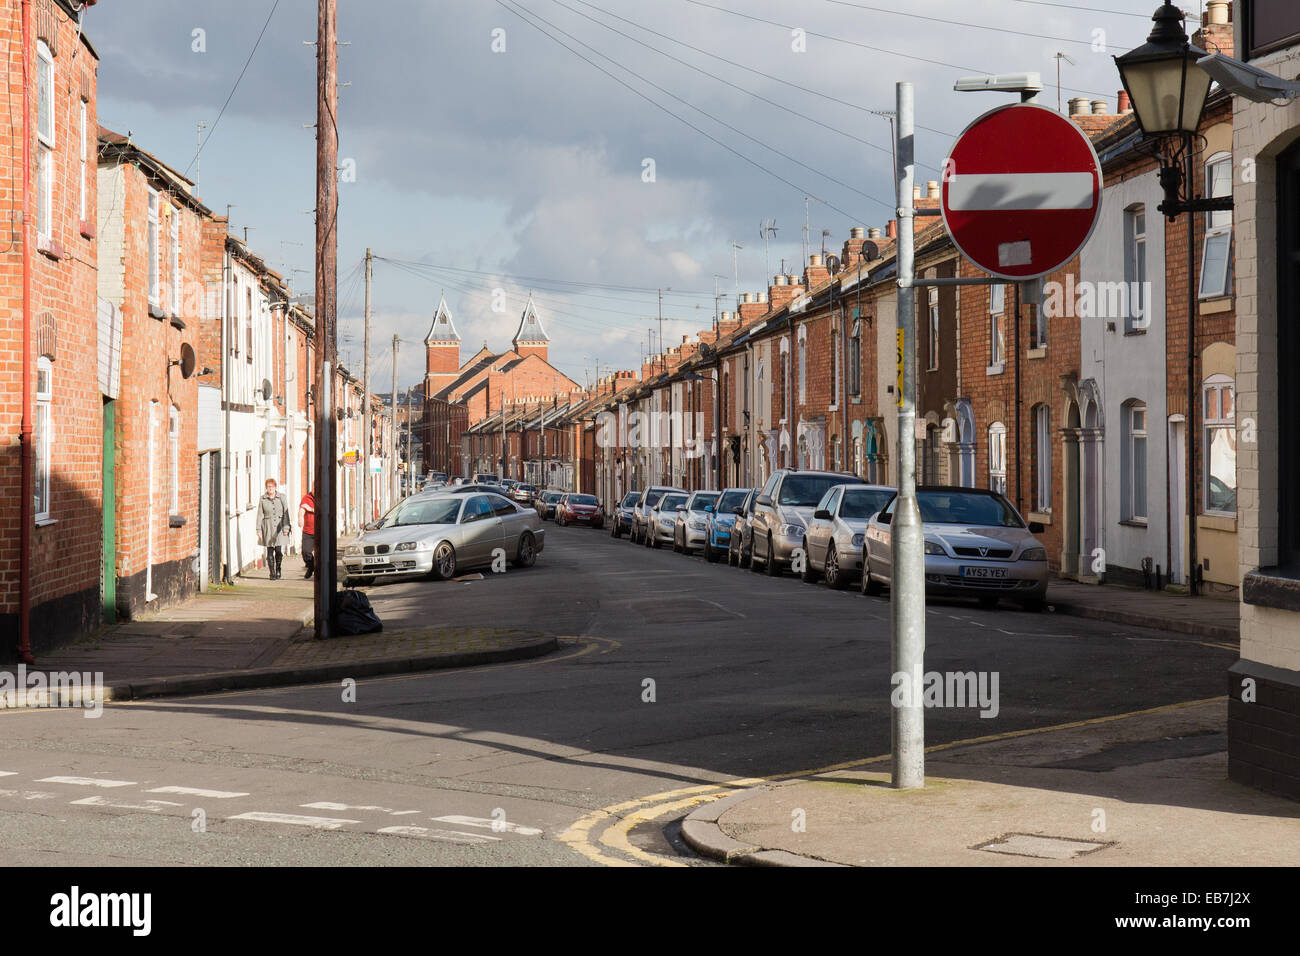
<box><xmin>1028</xmin><ymin>511</ymin><xmax>1052</xmax><ymax>525</ymax></box>
<box><xmin>1198</xmin><ymin>296</ymin><xmax>1232</xmax><ymax>315</ymax></box>
<box><xmin>986</xmin><ymin>363</ymin><xmax>1005</xmax><ymax>376</ymax></box>
<box><xmin>79</xmin><ymin>220</ymin><xmax>95</xmax><ymax>240</ymax></box>
<box><xmin>1026</xmin><ymin>346</ymin><xmax>1047</xmax><ymax>360</ymax></box>
<box><xmin>35</xmin><ymin>517</ymin><xmax>57</xmax><ymax>528</ymax></box>
<box><xmin>1119</xmin><ymin>518</ymin><xmax>1148</xmax><ymax>528</ymax></box>
<box><xmin>168</xmin><ymin>515</ymin><xmax>187</xmax><ymax>528</ymax></box>
<box><xmin>37</xmin><ymin>236</ymin><xmax>65</xmax><ymax>261</ymax></box>
<box><xmin>1198</xmin><ymin>512</ymin><xmax>1237</xmax><ymax>533</ymax></box>
<box><xmin>169</xmin><ymin>315</ymin><xmax>187</xmax><ymax>331</ymax></box>
<box><xmin>1243</xmin><ymin>568</ymin><xmax>1300</xmax><ymax>613</ymax></box>
<box><xmin>149</xmin><ymin>303</ymin><xmax>168</xmax><ymax>321</ymax></box>
<box><xmin>1123</xmin><ymin>328</ymin><xmax>1148</xmax><ymax>337</ymax></box>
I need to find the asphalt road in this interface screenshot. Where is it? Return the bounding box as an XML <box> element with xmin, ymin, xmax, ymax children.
<box><xmin>0</xmin><ymin>522</ymin><xmax>1234</xmax><ymax>866</ymax></box>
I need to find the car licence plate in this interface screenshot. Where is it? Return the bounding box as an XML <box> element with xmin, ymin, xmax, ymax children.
<box><xmin>363</xmin><ymin>556</ymin><xmax>388</xmax><ymax>565</ymax></box>
<box><xmin>960</xmin><ymin>566</ymin><xmax>1007</xmax><ymax>579</ymax></box>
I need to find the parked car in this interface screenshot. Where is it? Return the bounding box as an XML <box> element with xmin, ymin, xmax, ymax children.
<box><xmin>610</xmin><ymin>491</ymin><xmax>641</xmax><ymax>538</ymax></box>
<box><xmin>860</xmin><ymin>486</ymin><xmax>1049</xmax><ymax>610</ymax></box>
<box><xmin>705</xmin><ymin>487</ymin><xmax>752</xmax><ymax>563</ymax></box>
<box><xmin>673</xmin><ymin>490</ymin><xmax>720</xmax><ymax>554</ymax></box>
<box><xmin>342</xmin><ymin>492</ymin><xmax>544</xmax><ymax>585</ymax></box>
<box><xmin>473</xmin><ymin>472</ymin><xmax>500</xmax><ymax>485</ymax></box>
<box><xmin>511</xmin><ymin>483</ymin><xmax>538</xmax><ymax>507</ymax></box>
<box><xmin>631</xmin><ymin>485</ymin><xmax>685</xmax><ymax>544</ymax></box>
<box><xmin>749</xmin><ymin>469</ymin><xmax>866</xmax><ymax>576</ymax></box>
<box><xmin>645</xmin><ymin>492</ymin><xmax>689</xmax><ymax>549</ymax></box>
<box><xmin>537</xmin><ymin>490</ymin><xmax>565</xmax><ymax>520</ymax></box>
<box><xmin>727</xmin><ymin>489</ymin><xmax>759</xmax><ymax>568</ymax></box>
<box><xmin>802</xmin><ymin>484</ymin><xmax>896</xmax><ymax>588</ymax></box>
<box><xmin>557</xmin><ymin>492</ymin><xmax>604</xmax><ymax>527</ymax></box>
<box><xmin>415</xmin><ymin>482</ymin><xmax>510</xmax><ymax>499</ymax></box>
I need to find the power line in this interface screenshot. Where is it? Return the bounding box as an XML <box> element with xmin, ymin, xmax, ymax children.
<box><xmin>824</xmin><ymin>0</ymin><xmax>1142</xmax><ymax>50</ymax></box>
<box><xmin>680</xmin><ymin>0</ymin><xmax>1117</xmax><ymax>100</ymax></box>
<box><xmin>1010</xmin><ymin>0</ymin><xmax>1151</xmax><ymax>18</ymax></box>
<box><xmin>493</xmin><ymin>0</ymin><xmax>889</xmax><ymax>220</ymax></box>
<box><xmin>566</xmin><ymin>0</ymin><xmax>955</xmax><ymax>137</ymax></box>
<box><xmin>373</xmin><ymin>256</ymin><xmax>710</xmax><ymax>298</ymax></box>
<box><xmin>184</xmin><ymin>0</ymin><xmax>283</xmax><ymax>176</ymax></box>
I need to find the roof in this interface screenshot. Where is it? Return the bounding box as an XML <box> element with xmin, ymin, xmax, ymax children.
<box><xmin>98</xmin><ymin>126</ymin><xmax>212</xmax><ymax>218</ymax></box>
<box><xmin>513</xmin><ymin>294</ymin><xmax>549</xmax><ymax>344</ymax></box>
<box><xmin>424</xmin><ymin>296</ymin><xmax>460</xmax><ymax>343</ymax></box>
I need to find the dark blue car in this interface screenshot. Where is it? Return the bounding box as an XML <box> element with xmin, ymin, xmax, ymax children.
<box><xmin>610</xmin><ymin>490</ymin><xmax>641</xmax><ymax>538</ymax></box>
<box><xmin>704</xmin><ymin>487</ymin><xmax>752</xmax><ymax>563</ymax></box>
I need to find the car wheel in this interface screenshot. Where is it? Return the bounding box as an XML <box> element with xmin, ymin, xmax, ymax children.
<box><xmin>978</xmin><ymin>595</ymin><xmax>999</xmax><ymax>609</ymax></box>
<box><xmin>861</xmin><ymin>553</ymin><xmax>883</xmax><ymax>596</ymax></box>
<box><xmin>1022</xmin><ymin>597</ymin><xmax>1045</xmax><ymax>613</ymax></box>
<box><xmin>611</xmin><ymin>522</ymin><xmax>621</xmax><ymax>538</ymax></box>
<box><xmin>765</xmin><ymin>536</ymin><xmax>782</xmax><ymax>577</ymax></box>
<box><xmin>800</xmin><ymin>547</ymin><xmax>818</xmax><ymax>583</ymax></box>
<box><xmin>673</xmin><ymin>530</ymin><xmax>682</xmax><ymax>553</ymax></box>
<box><xmin>740</xmin><ymin>539</ymin><xmax>753</xmax><ymax>570</ymax></box>
<box><xmin>824</xmin><ymin>544</ymin><xmax>844</xmax><ymax>590</ymax></box>
<box><xmin>705</xmin><ymin>539</ymin><xmax>718</xmax><ymax>564</ymax></box>
<box><xmin>513</xmin><ymin>532</ymin><xmax>537</xmax><ymax>568</ymax></box>
<box><xmin>651</xmin><ymin>530</ymin><xmax>662</xmax><ymax>549</ymax></box>
<box><xmin>431</xmin><ymin>542</ymin><xmax>457</xmax><ymax>581</ymax></box>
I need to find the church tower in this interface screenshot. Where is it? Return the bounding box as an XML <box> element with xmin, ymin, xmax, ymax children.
<box><xmin>511</xmin><ymin>294</ymin><xmax>550</xmax><ymax>363</ymax></box>
<box><xmin>424</xmin><ymin>296</ymin><xmax>461</xmax><ymax>397</ymax></box>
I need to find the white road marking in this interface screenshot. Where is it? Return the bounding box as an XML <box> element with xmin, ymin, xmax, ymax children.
<box><xmin>0</xmin><ymin>789</ymin><xmax>56</xmax><ymax>800</ymax></box>
<box><xmin>71</xmin><ymin>796</ymin><xmax>183</xmax><ymax>812</ymax></box>
<box><xmin>301</xmin><ymin>801</ymin><xmax>420</xmax><ymax>815</ymax></box>
<box><xmin>0</xmin><ymin>771</ymin><xmax>16</xmax><ymax>777</ymax></box>
<box><xmin>37</xmin><ymin>776</ymin><xmax>136</xmax><ymax>788</ymax></box>
<box><xmin>229</xmin><ymin>811</ymin><xmax>360</xmax><ymax>830</ymax></box>
<box><xmin>430</xmin><ymin>815</ymin><xmax>543</xmax><ymax>836</ymax></box>
<box><xmin>147</xmin><ymin>786</ymin><xmax>249</xmax><ymax>799</ymax></box>
<box><xmin>378</xmin><ymin>825</ymin><xmax>500</xmax><ymax>844</ymax></box>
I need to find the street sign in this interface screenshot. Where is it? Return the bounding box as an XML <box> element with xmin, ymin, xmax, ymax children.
<box><xmin>941</xmin><ymin>102</ymin><xmax>1103</xmax><ymax>280</ymax></box>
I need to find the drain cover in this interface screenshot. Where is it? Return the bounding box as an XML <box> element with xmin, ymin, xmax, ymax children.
<box><xmin>973</xmin><ymin>833</ymin><xmax>1112</xmax><ymax>860</ymax></box>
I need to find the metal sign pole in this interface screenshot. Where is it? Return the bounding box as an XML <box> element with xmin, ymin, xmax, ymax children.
<box><xmin>892</xmin><ymin>81</ymin><xmax>925</xmax><ymax>790</ymax></box>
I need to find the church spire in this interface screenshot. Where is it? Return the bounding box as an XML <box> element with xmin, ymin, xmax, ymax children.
<box><xmin>424</xmin><ymin>295</ymin><xmax>460</xmax><ymax>344</ymax></box>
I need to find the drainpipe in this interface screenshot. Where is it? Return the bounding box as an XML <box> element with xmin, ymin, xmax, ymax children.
<box><xmin>18</xmin><ymin>0</ymin><xmax>35</xmax><ymax>663</ymax></box>
<box><xmin>146</xmin><ymin>405</ymin><xmax>158</xmax><ymax>602</ymax></box>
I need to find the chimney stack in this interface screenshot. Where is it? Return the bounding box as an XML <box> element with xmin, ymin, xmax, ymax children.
<box><xmin>737</xmin><ymin>291</ymin><xmax>768</xmax><ymax>324</ymax></box>
<box><xmin>805</xmin><ymin>253</ymin><xmax>830</xmax><ymax>289</ymax></box>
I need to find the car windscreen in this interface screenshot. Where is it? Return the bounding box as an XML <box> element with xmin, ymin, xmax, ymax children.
<box><xmin>644</xmin><ymin>490</ymin><xmax>666</xmax><ymax>507</ymax></box>
<box><xmin>840</xmin><ymin>489</ymin><xmax>895</xmax><ymax>519</ymax></box>
<box><xmin>659</xmin><ymin>495</ymin><xmax>687</xmax><ymax>510</ymax></box>
<box><xmin>917</xmin><ymin>491</ymin><xmax>1024</xmax><ymax>528</ymax></box>
<box><xmin>620</xmin><ymin>492</ymin><xmax>640</xmax><ymax>507</ymax></box>
<box><xmin>569</xmin><ymin>495</ymin><xmax>598</xmax><ymax>506</ymax></box>
<box><xmin>545</xmin><ymin>492</ymin><xmax>563</xmax><ymax>502</ymax></box>
<box><xmin>517</xmin><ymin>485</ymin><xmax>536</xmax><ymax>492</ymax></box>
<box><xmin>689</xmin><ymin>493</ymin><xmax>720</xmax><ymax>511</ymax></box>
<box><xmin>716</xmin><ymin>490</ymin><xmax>748</xmax><ymax>513</ymax></box>
<box><xmin>387</xmin><ymin>497</ymin><xmax>461</xmax><ymax>527</ymax></box>
<box><xmin>779</xmin><ymin>474</ymin><xmax>857</xmax><ymax>506</ymax></box>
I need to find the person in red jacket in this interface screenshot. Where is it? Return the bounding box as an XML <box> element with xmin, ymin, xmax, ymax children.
<box><xmin>298</xmin><ymin>488</ymin><xmax>317</xmax><ymax>579</ymax></box>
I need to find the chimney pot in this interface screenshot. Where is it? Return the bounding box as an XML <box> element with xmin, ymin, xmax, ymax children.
<box><xmin>887</xmin><ymin>219</ymin><xmax>898</xmax><ymax>239</ymax></box>
<box><xmin>1068</xmin><ymin>96</ymin><xmax>1090</xmax><ymax>116</ymax></box>
<box><xmin>1117</xmin><ymin>90</ymin><xmax>1132</xmax><ymax>113</ymax></box>
<box><xmin>1207</xmin><ymin>0</ymin><xmax>1229</xmax><ymax>26</ymax></box>
<box><xmin>774</xmin><ymin>274</ymin><xmax>788</xmax><ymax>286</ymax></box>
<box><xmin>867</xmin><ymin>227</ymin><xmax>882</xmax><ymax>239</ymax></box>
<box><xmin>757</xmin><ymin>292</ymin><xmax>769</xmax><ymax>303</ymax></box>
<box><xmin>926</xmin><ymin>180</ymin><xmax>940</xmax><ymax>199</ymax></box>
<box><xmin>809</xmin><ymin>253</ymin><xmax>823</xmax><ymax>266</ymax></box>
<box><xmin>913</xmin><ymin>185</ymin><xmax>922</xmax><ymax>200</ymax></box>
<box><xmin>850</xmin><ymin>226</ymin><xmax>865</xmax><ymax>239</ymax></box>
<box><xmin>1091</xmin><ymin>99</ymin><xmax>1108</xmax><ymax>115</ymax></box>
<box><xmin>741</xmin><ymin>292</ymin><xmax>753</xmax><ymax>303</ymax></box>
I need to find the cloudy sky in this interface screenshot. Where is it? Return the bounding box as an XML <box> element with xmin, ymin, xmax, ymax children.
<box><xmin>90</xmin><ymin>0</ymin><xmax>1159</xmax><ymax>391</ymax></box>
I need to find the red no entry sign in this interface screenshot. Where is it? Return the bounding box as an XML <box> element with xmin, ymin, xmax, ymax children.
<box><xmin>941</xmin><ymin>103</ymin><xmax>1104</xmax><ymax>280</ymax></box>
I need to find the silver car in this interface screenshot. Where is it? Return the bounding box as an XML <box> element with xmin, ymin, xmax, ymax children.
<box><xmin>673</xmin><ymin>490</ymin><xmax>720</xmax><ymax>554</ymax></box>
<box><xmin>342</xmin><ymin>492</ymin><xmax>544</xmax><ymax>585</ymax></box>
<box><xmin>802</xmin><ymin>484</ymin><xmax>896</xmax><ymax>588</ymax></box>
<box><xmin>646</xmin><ymin>492</ymin><xmax>689</xmax><ymax>549</ymax></box>
<box><xmin>632</xmin><ymin>485</ymin><xmax>684</xmax><ymax>544</ymax></box>
<box><xmin>861</xmin><ymin>486</ymin><xmax>1049</xmax><ymax>610</ymax></box>
<box><xmin>749</xmin><ymin>469</ymin><xmax>866</xmax><ymax>576</ymax></box>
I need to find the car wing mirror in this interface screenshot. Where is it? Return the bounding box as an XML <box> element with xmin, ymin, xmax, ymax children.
<box><xmin>756</xmin><ymin>494</ymin><xmax>774</xmax><ymax>507</ymax></box>
<box><xmin>878</xmin><ymin>511</ymin><xmax>892</xmax><ymax>525</ymax></box>
<box><xmin>704</xmin><ymin>505</ymin><xmax>714</xmax><ymax>513</ymax></box>
<box><xmin>813</xmin><ymin>509</ymin><xmax>831</xmax><ymax>521</ymax></box>
<box><xmin>734</xmin><ymin>508</ymin><xmax>745</xmax><ymax>516</ymax></box>
<box><xmin>1028</xmin><ymin>521</ymin><xmax>1045</xmax><ymax>534</ymax></box>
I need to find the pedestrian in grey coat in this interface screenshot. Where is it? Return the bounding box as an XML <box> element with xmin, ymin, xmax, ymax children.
<box><xmin>257</xmin><ymin>479</ymin><xmax>292</xmax><ymax>579</ymax></box>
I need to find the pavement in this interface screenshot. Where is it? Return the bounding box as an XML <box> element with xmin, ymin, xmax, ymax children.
<box><xmin>681</xmin><ymin>697</ymin><xmax>1300</xmax><ymax>867</ymax></box>
<box><xmin>19</xmin><ymin>552</ymin><xmax>556</xmax><ymax>706</ymax></box>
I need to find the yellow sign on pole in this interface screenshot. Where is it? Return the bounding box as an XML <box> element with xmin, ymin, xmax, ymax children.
<box><xmin>896</xmin><ymin>328</ymin><xmax>905</xmax><ymax>407</ymax></box>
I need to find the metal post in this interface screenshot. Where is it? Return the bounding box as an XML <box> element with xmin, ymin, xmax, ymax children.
<box><xmin>389</xmin><ymin>334</ymin><xmax>399</xmax><ymax>503</ymax></box>
<box><xmin>891</xmin><ymin>81</ymin><xmax>925</xmax><ymax>790</ymax></box>
<box><xmin>1185</xmin><ymin>135</ymin><xmax>1199</xmax><ymax>595</ymax></box>
<box><xmin>361</xmin><ymin>248</ymin><xmax>372</xmax><ymax>526</ymax></box>
<box><xmin>313</xmin><ymin>0</ymin><xmax>338</xmax><ymax>639</ymax></box>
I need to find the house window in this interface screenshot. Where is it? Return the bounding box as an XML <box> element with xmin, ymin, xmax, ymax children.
<box><xmin>1203</xmin><ymin>375</ymin><xmax>1236</xmax><ymax>514</ymax></box>
<box><xmin>988</xmin><ymin>423</ymin><xmax>1007</xmax><ymax>494</ymax></box>
<box><xmin>246</xmin><ymin>289</ymin><xmax>254</xmax><ymax>364</ymax></box>
<box><xmin>1029</xmin><ymin>301</ymin><xmax>1047</xmax><ymax>350</ymax></box>
<box><xmin>147</xmin><ymin>190</ymin><xmax>160</xmax><ymax>306</ymax></box>
<box><xmin>1122</xmin><ymin>401</ymin><xmax>1148</xmax><ymax>521</ymax></box>
<box><xmin>79</xmin><ymin>100</ymin><xmax>88</xmax><ymax>224</ymax></box>
<box><xmin>831</xmin><ymin>435</ymin><xmax>841</xmax><ymax>471</ymax></box>
<box><xmin>1199</xmin><ymin>153</ymin><xmax>1233</xmax><ymax>299</ymax></box>
<box><xmin>35</xmin><ymin>356</ymin><xmax>53</xmax><ymax>521</ymax></box>
<box><xmin>928</xmin><ymin>288</ymin><xmax>939</xmax><ymax>370</ymax></box>
<box><xmin>853</xmin><ymin>436</ymin><xmax>863</xmax><ymax>477</ymax></box>
<box><xmin>990</xmin><ymin>286</ymin><xmax>1005</xmax><ymax>367</ymax></box>
<box><xmin>36</xmin><ymin>41</ymin><xmax>54</xmax><ymax>241</ymax></box>
<box><xmin>797</xmin><ymin>331</ymin><xmax>807</xmax><ymax>405</ymax></box>
<box><xmin>1125</xmin><ymin>206</ymin><xmax>1148</xmax><ymax>331</ymax></box>
<box><xmin>1034</xmin><ymin>404</ymin><xmax>1052</xmax><ymax>512</ymax></box>
<box><xmin>169</xmin><ymin>406</ymin><xmax>180</xmax><ymax>515</ymax></box>
<box><xmin>170</xmin><ymin>214</ymin><xmax>180</xmax><ymax>314</ymax></box>
<box><xmin>848</xmin><ymin>317</ymin><xmax>862</xmax><ymax>396</ymax></box>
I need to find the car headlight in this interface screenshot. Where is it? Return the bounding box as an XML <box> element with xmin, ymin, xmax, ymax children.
<box><xmin>851</xmin><ymin>533</ymin><xmax>864</xmax><ymax>549</ymax></box>
<box><xmin>395</xmin><ymin>541</ymin><xmax>418</xmax><ymax>552</ymax></box>
<box><xmin>779</xmin><ymin>523</ymin><xmax>805</xmax><ymax>538</ymax></box>
<box><xmin>1021</xmin><ymin>547</ymin><xmax>1047</xmax><ymax>561</ymax></box>
<box><xmin>924</xmin><ymin>541</ymin><xmax>946</xmax><ymax>555</ymax></box>
<box><xmin>345</xmin><ymin>545</ymin><xmax>361</xmax><ymax>556</ymax></box>
<box><xmin>689</xmin><ymin>519</ymin><xmax>708</xmax><ymax>530</ymax></box>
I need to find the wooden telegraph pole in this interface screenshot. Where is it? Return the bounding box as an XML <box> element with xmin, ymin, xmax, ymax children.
<box><xmin>313</xmin><ymin>0</ymin><xmax>339</xmax><ymax>638</ymax></box>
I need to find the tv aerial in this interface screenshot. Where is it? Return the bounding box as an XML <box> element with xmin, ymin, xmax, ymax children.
<box><xmin>758</xmin><ymin>219</ymin><xmax>778</xmax><ymax>278</ymax></box>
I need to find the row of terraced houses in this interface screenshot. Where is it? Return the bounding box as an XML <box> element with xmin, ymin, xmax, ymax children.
<box><xmin>2</xmin><ymin>0</ymin><xmax>397</xmax><ymax>661</ymax></box>
<box><xmin>457</xmin><ymin>1</ymin><xmax>1300</xmax><ymax>801</ymax></box>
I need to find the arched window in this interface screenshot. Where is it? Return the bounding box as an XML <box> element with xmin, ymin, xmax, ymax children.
<box><xmin>1203</xmin><ymin>374</ymin><xmax>1236</xmax><ymax>514</ymax></box>
<box><xmin>988</xmin><ymin>422</ymin><xmax>1007</xmax><ymax>494</ymax></box>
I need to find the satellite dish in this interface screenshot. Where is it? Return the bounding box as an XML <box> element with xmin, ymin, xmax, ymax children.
<box><xmin>825</xmin><ymin>255</ymin><xmax>841</xmax><ymax>274</ymax></box>
<box><xmin>179</xmin><ymin>343</ymin><xmax>197</xmax><ymax>379</ymax></box>
<box><xmin>861</xmin><ymin>240</ymin><xmax>880</xmax><ymax>262</ymax></box>
<box><xmin>262</xmin><ymin>378</ymin><xmax>273</xmax><ymax>402</ymax></box>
